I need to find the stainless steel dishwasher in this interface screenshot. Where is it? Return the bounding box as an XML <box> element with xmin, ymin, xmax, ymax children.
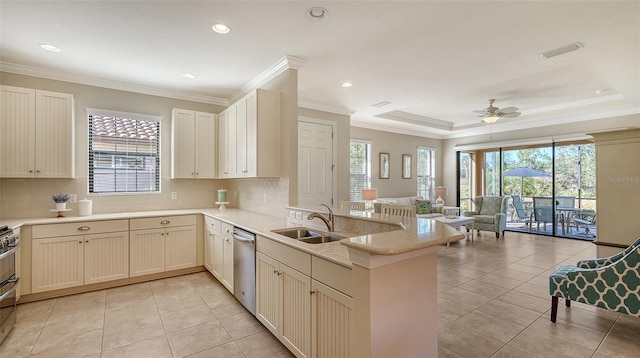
<box><xmin>232</xmin><ymin>226</ymin><xmax>256</xmax><ymax>316</ymax></box>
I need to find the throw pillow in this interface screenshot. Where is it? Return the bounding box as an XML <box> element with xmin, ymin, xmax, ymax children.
<box><xmin>416</xmin><ymin>199</ymin><xmax>435</xmax><ymax>214</ymax></box>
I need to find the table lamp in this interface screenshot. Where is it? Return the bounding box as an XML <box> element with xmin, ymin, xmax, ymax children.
<box><xmin>361</xmin><ymin>188</ymin><xmax>377</xmax><ymax>211</ymax></box>
<box><xmin>434</xmin><ymin>186</ymin><xmax>447</xmax><ymax>206</ymax></box>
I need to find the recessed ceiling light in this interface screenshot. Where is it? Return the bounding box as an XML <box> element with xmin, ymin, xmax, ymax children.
<box><xmin>39</xmin><ymin>43</ymin><xmax>61</xmax><ymax>52</ymax></box>
<box><xmin>306</xmin><ymin>7</ymin><xmax>329</xmax><ymax>20</ymax></box>
<box><xmin>539</xmin><ymin>42</ymin><xmax>584</xmax><ymax>59</ymax></box>
<box><xmin>182</xmin><ymin>73</ymin><xmax>197</xmax><ymax>79</ymax></box>
<box><xmin>341</xmin><ymin>82</ymin><xmax>353</xmax><ymax>88</ymax></box>
<box><xmin>212</xmin><ymin>23</ymin><xmax>231</xmax><ymax>34</ymax></box>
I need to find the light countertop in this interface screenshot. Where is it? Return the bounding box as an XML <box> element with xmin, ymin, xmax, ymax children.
<box><xmin>2</xmin><ymin>207</ymin><xmax>465</xmax><ymax>268</ymax></box>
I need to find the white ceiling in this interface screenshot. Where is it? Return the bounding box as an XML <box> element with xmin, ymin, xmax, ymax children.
<box><xmin>1</xmin><ymin>1</ymin><xmax>639</xmax><ymax>139</ymax></box>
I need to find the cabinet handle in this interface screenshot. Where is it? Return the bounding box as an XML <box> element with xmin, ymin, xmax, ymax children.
<box><xmin>78</xmin><ymin>241</ymin><xmax>82</xmax><ymax>244</ymax></box>
<box><xmin>36</xmin><ymin>170</ymin><xmax>41</xmax><ymax>173</ymax></box>
<box><xmin>225</xmin><ymin>228</ymin><xmax>230</xmax><ymax>233</ymax></box>
<box><xmin>195</xmin><ymin>172</ymin><xmax>199</xmax><ymax>175</ymax></box>
<box><xmin>85</xmin><ymin>240</ymin><xmax>89</xmax><ymax>243</ymax></box>
<box><xmin>310</xmin><ymin>291</ymin><xmax>316</xmax><ymax>295</ymax></box>
<box><xmin>29</xmin><ymin>170</ymin><xmax>34</xmax><ymax>173</ymax></box>
<box><xmin>160</xmin><ymin>220</ymin><xmax>170</xmax><ymax>225</ymax></box>
<box><xmin>77</xmin><ymin>226</ymin><xmax>90</xmax><ymax>231</ymax></box>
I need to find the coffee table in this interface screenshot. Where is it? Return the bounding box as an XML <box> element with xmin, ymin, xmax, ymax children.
<box><xmin>434</xmin><ymin>215</ymin><xmax>475</xmax><ymax>243</ymax></box>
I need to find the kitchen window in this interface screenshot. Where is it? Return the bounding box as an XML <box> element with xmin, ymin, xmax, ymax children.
<box><xmin>417</xmin><ymin>147</ymin><xmax>436</xmax><ymax>200</ymax></box>
<box><xmin>88</xmin><ymin>109</ymin><xmax>161</xmax><ymax>194</ymax></box>
<box><xmin>349</xmin><ymin>140</ymin><xmax>372</xmax><ymax>201</ymax></box>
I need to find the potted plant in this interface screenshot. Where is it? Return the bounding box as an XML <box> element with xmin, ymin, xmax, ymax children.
<box><xmin>52</xmin><ymin>193</ymin><xmax>70</xmax><ymax>211</ymax></box>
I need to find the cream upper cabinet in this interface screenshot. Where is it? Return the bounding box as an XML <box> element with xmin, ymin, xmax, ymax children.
<box><xmin>218</xmin><ymin>88</ymin><xmax>280</xmax><ymax>178</ymax></box>
<box><xmin>1</xmin><ymin>85</ymin><xmax>75</xmax><ymax>178</ymax></box>
<box><xmin>218</xmin><ymin>106</ymin><xmax>236</xmax><ymax>178</ymax></box>
<box><xmin>237</xmin><ymin>89</ymin><xmax>281</xmax><ymax>177</ymax></box>
<box><xmin>171</xmin><ymin>108</ymin><xmax>217</xmax><ymax>179</ymax></box>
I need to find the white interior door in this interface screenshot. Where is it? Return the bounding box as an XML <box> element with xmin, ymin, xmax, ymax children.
<box><xmin>298</xmin><ymin>121</ymin><xmax>333</xmax><ymax>206</ymax></box>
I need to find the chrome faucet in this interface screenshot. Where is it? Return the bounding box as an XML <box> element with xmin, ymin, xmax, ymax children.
<box><xmin>307</xmin><ymin>203</ymin><xmax>335</xmax><ymax>232</ymax></box>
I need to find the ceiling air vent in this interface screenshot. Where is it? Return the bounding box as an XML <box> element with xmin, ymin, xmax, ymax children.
<box><xmin>371</xmin><ymin>101</ymin><xmax>392</xmax><ymax>108</ymax></box>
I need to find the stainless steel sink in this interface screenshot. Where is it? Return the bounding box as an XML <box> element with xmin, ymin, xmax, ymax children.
<box><xmin>271</xmin><ymin>227</ymin><xmax>345</xmax><ymax>244</ymax></box>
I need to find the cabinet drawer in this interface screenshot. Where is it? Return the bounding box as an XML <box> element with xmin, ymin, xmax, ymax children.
<box><xmin>221</xmin><ymin>222</ymin><xmax>233</xmax><ymax>236</ymax></box>
<box><xmin>204</xmin><ymin>215</ymin><xmax>221</xmax><ymax>232</ymax></box>
<box><xmin>312</xmin><ymin>256</ymin><xmax>352</xmax><ymax>297</ymax></box>
<box><xmin>33</xmin><ymin>219</ymin><xmax>129</xmax><ymax>238</ymax></box>
<box><xmin>257</xmin><ymin>235</ymin><xmax>311</xmax><ymax>276</ymax></box>
<box><xmin>130</xmin><ymin>215</ymin><xmax>196</xmax><ymax>230</ymax></box>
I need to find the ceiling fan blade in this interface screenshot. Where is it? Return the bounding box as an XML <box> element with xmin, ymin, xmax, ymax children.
<box><xmin>499</xmin><ymin>112</ymin><xmax>521</xmax><ymax>118</ymax></box>
<box><xmin>498</xmin><ymin>106</ymin><xmax>519</xmax><ymax>114</ymax></box>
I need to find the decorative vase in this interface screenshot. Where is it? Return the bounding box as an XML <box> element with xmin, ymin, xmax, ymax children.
<box><xmin>56</xmin><ymin>202</ymin><xmax>67</xmax><ymax>211</ymax></box>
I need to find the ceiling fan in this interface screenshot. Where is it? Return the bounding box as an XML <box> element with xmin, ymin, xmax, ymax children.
<box><xmin>474</xmin><ymin>99</ymin><xmax>521</xmax><ymax>123</ymax></box>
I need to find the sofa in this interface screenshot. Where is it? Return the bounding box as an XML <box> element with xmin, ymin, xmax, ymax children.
<box><xmin>374</xmin><ymin>196</ymin><xmax>448</xmax><ymax>218</ymax></box>
<box><xmin>463</xmin><ymin>196</ymin><xmax>509</xmax><ymax>238</ymax></box>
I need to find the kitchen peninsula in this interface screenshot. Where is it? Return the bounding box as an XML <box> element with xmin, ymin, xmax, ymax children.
<box><xmin>3</xmin><ymin>207</ymin><xmax>463</xmax><ymax>358</ymax></box>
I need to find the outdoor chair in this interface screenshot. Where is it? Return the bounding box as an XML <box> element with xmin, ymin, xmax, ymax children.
<box><xmin>530</xmin><ymin>197</ymin><xmax>554</xmax><ymax>232</ymax></box>
<box><xmin>380</xmin><ymin>203</ymin><xmax>416</xmax><ymax>217</ymax></box>
<box><xmin>510</xmin><ymin>195</ymin><xmax>531</xmax><ymax>227</ymax></box>
<box><xmin>571</xmin><ymin>209</ymin><xmax>596</xmax><ymax>237</ymax></box>
<box><xmin>463</xmin><ymin>196</ymin><xmax>509</xmax><ymax>238</ymax></box>
<box><xmin>548</xmin><ymin>237</ymin><xmax>640</xmax><ymax>322</ymax></box>
<box><xmin>339</xmin><ymin>200</ymin><xmax>365</xmax><ymax>211</ymax></box>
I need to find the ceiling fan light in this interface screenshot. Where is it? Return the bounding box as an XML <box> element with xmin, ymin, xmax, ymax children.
<box><xmin>483</xmin><ymin>116</ymin><xmax>499</xmax><ymax>124</ymax></box>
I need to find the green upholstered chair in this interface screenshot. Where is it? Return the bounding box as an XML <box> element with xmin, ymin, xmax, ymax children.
<box><xmin>463</xmin><ymin>196</ymin><xmax>509</xmax><ymax>238</ymax></box>
<box><xmin>548</xmin><ymin>238</ymin><xmax>640</xmax><ymax>322</ymax></box>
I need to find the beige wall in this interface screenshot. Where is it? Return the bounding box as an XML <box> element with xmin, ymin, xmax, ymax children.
<box><xmin>299</xmin><ymin>108</ymin><xmax>351</xmax><ymax>204</ymax></box>
<box><xmin>1</xmin><ymin>72</ymin><xmax>227</xmax><ymax>218</ymax></box>
<box><xmin>350</xmin><ymin>127</ymin><xmax>444</xmax><ymax>201</ymax></box>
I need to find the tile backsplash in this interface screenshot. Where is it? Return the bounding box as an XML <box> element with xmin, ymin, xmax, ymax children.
<box><xmin>1</xmin><ymin>176</ymin><xmax>290</xmax><ymax>219</ymax></box>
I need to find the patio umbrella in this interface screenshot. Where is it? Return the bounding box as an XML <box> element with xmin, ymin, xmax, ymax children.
<box><xmin>503</xmin><ymin>166</ymin><xmax>551</xmax><ymax>195</ymax></box>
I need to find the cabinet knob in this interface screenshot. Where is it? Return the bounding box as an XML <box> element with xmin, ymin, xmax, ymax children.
<box><xmin>77</xmin><ymin>226</ymin><xmax>90</xmax><ymax>231</ymax></box>
<box><xmin>160</xmin><ymin>220</ymin><xmax>170</xmax><ymax>225</ymax></box>
<box><xmin>310</xmin><ymin>291</ymin><xmax>316</xmax><ymax>295</ymax></box>
<box><xmin>29</xmin><ymin>170</ymin><xmax>34</xmax><ymax>173</ymax></box>
<box><xmin>36</xmin><ymin>170</ymin><xmax>41</xmax><ymax>173</ymax></box>
<box><xmin>85</xmin><ymin>240</ymin><xmax>89</xmax><ymax>243</ymax></box>
<box><xmin>78</xmin><ymin>241</ymin><xmax>82</xmax><ymax>244</ymax></box>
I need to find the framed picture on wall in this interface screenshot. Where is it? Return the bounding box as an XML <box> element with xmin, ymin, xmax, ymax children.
<box><xmin>380</xmin><ymin>152</ymin><xmax>390</xmax><ymax>179</ymax></box>
<box><xmin>402</xmin><ymin>154</ymin><xmax>412</xmax><ymax>179</ymax></box>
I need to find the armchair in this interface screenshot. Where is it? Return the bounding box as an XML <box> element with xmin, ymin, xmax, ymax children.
<box><xmin>463</xmin><ymin>196</ymin><xmax>509</xmax><ymax>238</ymax></box>
<box><xmin>548</xmin><ymin>238</ymin><xmax>640</xmax><ymax>322</ymax></box>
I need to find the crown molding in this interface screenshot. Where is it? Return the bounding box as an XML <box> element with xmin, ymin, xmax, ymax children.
<box><xmin>298</xmin><ymin>100</ymin><xmax>356</xmax><ymax>116</ymax></box>
<box><xmin>375</xmin><ymin>111</ymin><xmax>454</xmax><ymax>131</ymax></box>
<box><xmin>230</xmin><ymin>55</ymin><xmax>307</xmax><ymax>103</ymax></box>
<box><xmin>0</xmin><ymin>61</ymin><xmax>229</xmax><ymax>106</ymax></box>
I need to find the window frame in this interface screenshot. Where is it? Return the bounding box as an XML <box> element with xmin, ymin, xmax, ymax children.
<box><xmin>87</xmin><ymin>108</ymin><xmax>162</xmax><ymax>196</ymax></box>
<box><xmin>349</xmin><ymin>139</ymin><xmax>372</xmax><ymax>201</ymax></box>
<box><xmin>417</xmin><ymin>146</ymin><xmax>436</xmax><ymax>200</ymax></box>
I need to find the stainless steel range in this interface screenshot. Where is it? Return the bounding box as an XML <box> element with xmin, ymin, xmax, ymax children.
<box><xmin>0</xmin><ymin>226</ymin><xmax>19</xmax><ymax>344</ymax></box>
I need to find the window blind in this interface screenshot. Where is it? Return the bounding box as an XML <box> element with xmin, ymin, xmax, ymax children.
<box><xmin>88</xmin><ymin>111</ymin><xmax>160</xmax><ymax>194</ymax></box>
<box><xmin>417</xmin><ymin>147</ymin><xmax>435</xmax><ymax>200</ymax></box>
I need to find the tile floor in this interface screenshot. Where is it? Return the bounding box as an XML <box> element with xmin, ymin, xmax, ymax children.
<box><xmin>1</xmin><ymin>230</ymin><xmax>638</xmax><ymax>357</ymax></box>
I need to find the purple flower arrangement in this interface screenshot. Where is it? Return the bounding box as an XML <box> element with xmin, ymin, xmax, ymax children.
<box><xmin>52</xmin><ymin>193</ymin><xmax>70</xmax><ymax>203</ymax></box>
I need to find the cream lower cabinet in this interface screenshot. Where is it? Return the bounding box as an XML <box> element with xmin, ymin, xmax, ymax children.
<box><xmin>130</xmin><ymin>215</ymin><xmax>196</xmax><ymax>277</ymax></box>
<box><xmin>220</xmin><ymin>222</ymin><xmax>234</xmax><ymax>292</ymax></box>
<box><xmin>204</xmin><ymin>215</ymin><xmax>223</xmax><ymax>279</ymax></box>
<box><xmin>311</xmin><ymin>280</ymin><xmax>353</xmax><ymax>358</ymax></box>
<box><xmin>257</xmin><ymin>252</ymin><xmax>311</xmax><ymax>358</ymax></box>
<box><xmin>31</xmin><ymin>220</ymin><xmax>129</xmax><ymax>293</ymax></box>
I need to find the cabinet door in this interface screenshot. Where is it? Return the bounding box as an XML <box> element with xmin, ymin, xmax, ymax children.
<box><xmin>194</xmin><ymin>111</ymin><xmax>216</xmax><ymax>178</ymax></box>
<box><xmin>32</xmin><ymin>235</ymin><xmax>84</xmax><ymax>293</ymax></box>
<box><xmin>235</xmin><ymin>98</ymin><xmax>248</xmax><ymax>176</ymax></box>
<box><xmin>84</xmin><ymin>231</ymin><xmax>130</xmax><ymax>284</ymax></box>
<box><xmin>171</xmin><ymin>109</ymin><xmax>196</xmax><ymax>178</ymax></box>
<box><xmin>281</xmin><ymin>264</ymin><xmax>312</xmax><ymax>358</ymax></box>
<box><xmin>256</xmin><ymin>252</ymin><xmax>281</xmax><ymax>336</ymax></box>
<box><xmin>244</xmin><ymin>91</ymin><xmax>258</xmax><ymax>177</ymax></box>
<box><xmin>221</xmin><ymin>233</ymin><xmax>234</xmax><ymax>291</ymax></box>
<box><xmin>165</xmin><ymin>226</ymin><xmax>197</xmax><ymax>271</ymax></box>
<box><xmin>218</xmin><ymin>106</ymin><xmax>236</xmax><ymax>178</ymax></box>
<box><xmin>34</xmin><ymin>90</ymin><xmax>74</xmax><ymax>178</ymax></box>
<box><xmin>130</xmin><ymin>228</ymin><xmax>165</xmax><ymax>277</ymax></box>
<box><xmin>204</xmin><ymin>229</ymin><xmax>214</xmax><ymax>273</ymax></box>
<box><xmin>311</xmin><ymin>280</ymin><xmax>353</xmax><ymax>358</ymax></box>
<box><xmin>0</xmin><ymin>86</ymin><xmax>36</xmax><ymax>177</ymax></box>
<box><xmin>212</xmin><ymin>230</ymin><xmax>224</xmax><ymax>280</ymax></box>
